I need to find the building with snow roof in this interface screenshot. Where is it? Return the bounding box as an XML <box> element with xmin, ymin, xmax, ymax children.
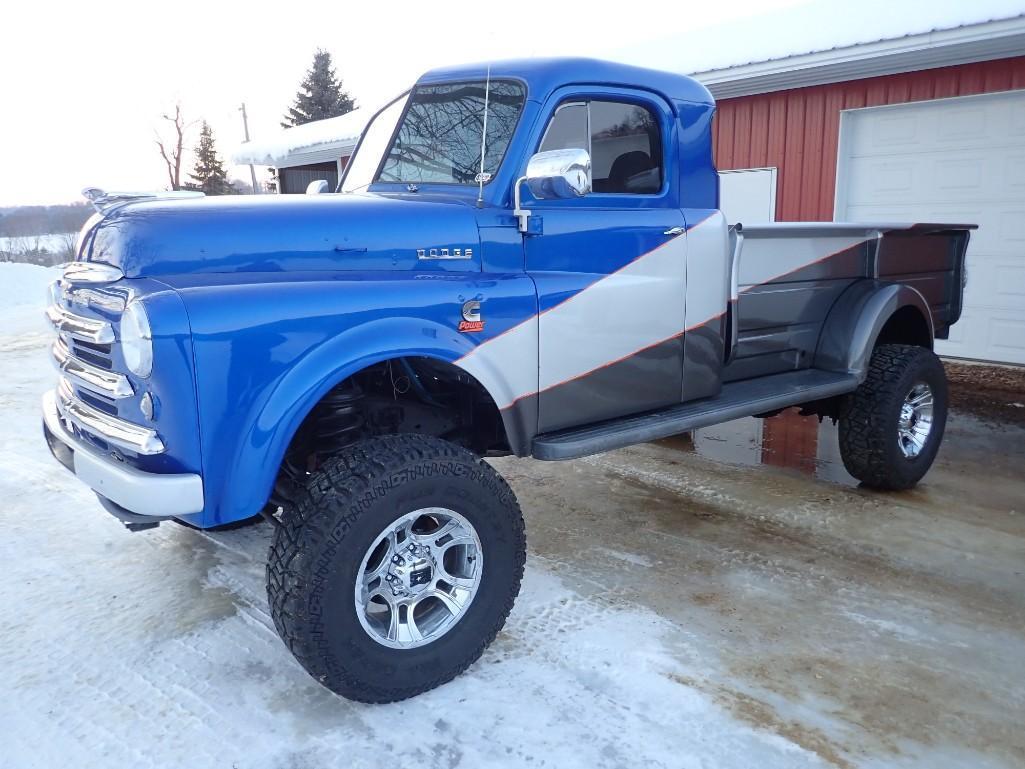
<box><xmin>232</xmin><ymin>108</ymin><xmax>367</xmax><ymax>194</ymax></box>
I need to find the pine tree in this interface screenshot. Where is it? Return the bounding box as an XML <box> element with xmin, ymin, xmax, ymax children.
<box><xmin>188</xmin><ymin>121</ymin><xmax>236</xmax><ymax>196</ymax></box>
<box><xmin>282</xmin><ymin>49</ymin><xmax>356</xmax><ymax>127</ymax></box>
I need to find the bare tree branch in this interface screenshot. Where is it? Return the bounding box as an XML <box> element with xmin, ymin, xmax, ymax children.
<box><xmin>155</xmin><ymin>104</ymin><xmax>195</xmax><ymax>190</ymax></box>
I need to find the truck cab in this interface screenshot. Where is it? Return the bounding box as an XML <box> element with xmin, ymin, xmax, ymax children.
<box><xmin>42</xmin><ymin>58</ymin><xmax>972</xmax><ymax>702</ymax></box>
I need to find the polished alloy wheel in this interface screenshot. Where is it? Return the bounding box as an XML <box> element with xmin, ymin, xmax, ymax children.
<box><xmin>354</xmin><ymin>508</ymin><xmax>483</xmax><ymax>649</ymax></box>
<box><xmin>897</xmin><ymin>381</ymin><xmax>934</xmax><ymax>458</ymax></box>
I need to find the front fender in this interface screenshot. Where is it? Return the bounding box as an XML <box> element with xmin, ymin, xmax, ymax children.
<box><xmin>815</xmin><ymin>280</ymin><xmax>934</xmax><ymax>380</ymax></box>
<box><xmin>174</xmin><ymin>272</ymin><xmax>536</xmax><ymax>526</ymax></box>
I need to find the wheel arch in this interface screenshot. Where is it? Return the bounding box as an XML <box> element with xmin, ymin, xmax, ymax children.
<box><xmin>815</xmin><ymin>281</ymin><xmax>934</xmax><ymax>382</ymax></box>
<box><xmin>208</xmin><ymin>329</ymin><xmax>530</xmax><ymax>525</ymax></box>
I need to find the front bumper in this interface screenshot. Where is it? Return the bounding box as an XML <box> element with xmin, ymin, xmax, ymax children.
<box><xmin>41</xmin><ymin>389</ymin><xmax>204</xmax><ymax>520</ymax></box>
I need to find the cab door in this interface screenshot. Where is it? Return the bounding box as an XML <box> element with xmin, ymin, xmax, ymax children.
<box><xmin>523</xmin><ymin>92</ymin><xmax>688</xmax><ymax>433</ymax></box>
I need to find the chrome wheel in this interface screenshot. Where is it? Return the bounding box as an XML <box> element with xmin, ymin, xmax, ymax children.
<box><xmin>354</xmin><ymin>508</ymin><xmax>483</xmax><ymax>649</ymax></box>
<box><xmin>897</xmin><ymin>381</ymin><xmax>934</xmax><ymax>458</ymax></box>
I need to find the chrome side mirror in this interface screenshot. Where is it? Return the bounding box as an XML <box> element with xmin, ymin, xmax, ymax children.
<box><xmin>513</xmin><ymin>148</ymin><xmax>592</xmax><ymax>232</ymax></box>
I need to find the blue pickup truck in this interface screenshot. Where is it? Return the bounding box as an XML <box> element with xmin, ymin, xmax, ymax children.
<box><xmin>42</xmin><ymin>58</ymin><xmax>972</xmax><ymax>702</ymax></box>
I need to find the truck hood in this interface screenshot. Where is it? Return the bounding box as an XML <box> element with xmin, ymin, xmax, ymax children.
<box><xmin>86</xmin><ymin>193</ymin><xmax>482</xmax><ymax>278</ymax></box>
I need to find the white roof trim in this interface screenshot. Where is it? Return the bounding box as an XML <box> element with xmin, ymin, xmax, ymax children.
<box><xmin>694</xmin><ymin>15</ymin><xmax>1025</xmax><ymax>99</ymax></box>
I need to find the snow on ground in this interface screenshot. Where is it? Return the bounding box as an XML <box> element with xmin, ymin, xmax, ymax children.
<box><xmin>0</xmin><ymin>262</ymin><xmax>823</xmax><ymax>769</ymax></box>
<box><xmin>4</xmin><ymin>262</ymin><xmax>1024</xmax><ymax>769</ymax></box>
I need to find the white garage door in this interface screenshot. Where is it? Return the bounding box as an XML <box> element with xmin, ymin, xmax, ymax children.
<box><xmin>836</xmin><ymin>90</ymin><xmax>1025</xmax><ymax>365</ymax></box>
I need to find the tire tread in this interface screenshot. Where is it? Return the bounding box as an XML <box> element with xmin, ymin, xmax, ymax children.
<box><xmin>266</xmin><ymin>434</ymin><xmax>525</xmax><ymax>703</ymax></box>
<box><xmin>838</xmin><ymin>343</ymin><xmax>946</xmax><ymax>490</ymax></box>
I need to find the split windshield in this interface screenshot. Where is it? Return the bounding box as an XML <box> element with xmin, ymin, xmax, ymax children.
<box><xmin>376</xmin><ymin>80</ymin><xmax>526</xmax><ymax>186</ymax></box>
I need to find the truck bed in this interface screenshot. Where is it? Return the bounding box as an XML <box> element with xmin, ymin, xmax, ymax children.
<box><xmin>724</xmin><ymin>222</ymin><xmax>971</xmax><ymax>382</ymax></box>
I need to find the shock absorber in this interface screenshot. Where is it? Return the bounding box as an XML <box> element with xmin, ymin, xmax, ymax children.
<box><xmin>270</xmin><ymin>380</ymin><xmax>366</xmax><ymax>510</ymax></box>
<box><xmin>313</xmin><ymin>380</ymin><xmax>366</xmax><ymax>449</ymax></box>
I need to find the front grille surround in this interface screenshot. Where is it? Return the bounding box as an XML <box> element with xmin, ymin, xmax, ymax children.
<box><xmin>47</xmin><ymin>276</ymin><xmax>165</xmax><ymax>456</ymax></box>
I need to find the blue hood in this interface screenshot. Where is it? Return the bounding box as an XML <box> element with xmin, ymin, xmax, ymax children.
<box><xmin>86</xmin><ymin>193</ymin><xmax>482</xmax><ymax>278</ymax></box>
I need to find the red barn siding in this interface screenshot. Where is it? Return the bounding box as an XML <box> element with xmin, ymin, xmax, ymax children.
<box><xmin>713</xmin><ymin>56</ymin><xmax>1025</xmax><ymax>221</ymax></box>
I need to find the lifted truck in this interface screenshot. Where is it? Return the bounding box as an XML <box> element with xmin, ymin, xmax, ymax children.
<box><xmin>42</xmin><ymin>58</ymin><xmax>972</xmax><ymax>702</ymax></box>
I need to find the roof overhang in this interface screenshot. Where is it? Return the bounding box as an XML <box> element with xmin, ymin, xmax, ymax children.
<box><xmin>231</xmin><ymin>108</ymin><xmax>367</xmax><ymax>168</ymax></box>
<box><xmin>694</xmin><ymin>15</ymin><xmax>1025</xmax><ymax>99</ymax></box>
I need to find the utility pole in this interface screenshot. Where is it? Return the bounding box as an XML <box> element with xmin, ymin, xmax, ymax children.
<box><xmin>239</xmin><ymin>103</ymin><xmax>260</xmax><ymax>194</ymax></box>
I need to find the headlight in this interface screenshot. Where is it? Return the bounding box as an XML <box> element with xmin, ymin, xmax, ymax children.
<box><xmin>120</xmin><ymin>300</ymin><xmax>153</xmax><ymax>378</ymax></box>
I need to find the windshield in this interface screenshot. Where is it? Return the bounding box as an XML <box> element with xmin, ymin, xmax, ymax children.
<box><xmin>340</xmin><ymin>92</ymin><xmax>410</xmax><ymax>193</ymax></box>
<box><xmin>376</xmin><ymin>80</ymin><xmax>526</xmax><ymax>186</ymax></box>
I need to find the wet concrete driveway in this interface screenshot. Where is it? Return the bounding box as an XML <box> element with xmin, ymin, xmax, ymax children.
<box><xmin>494</xmin><ymin>408</ymin><xmax>1025</xmax><ymax>768</ymax></box>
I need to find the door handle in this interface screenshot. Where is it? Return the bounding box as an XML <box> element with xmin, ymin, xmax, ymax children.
<box><xmin>663</xmin><ymin>226</ymin><xmax>686</xmax><ymax>236</ymax></box>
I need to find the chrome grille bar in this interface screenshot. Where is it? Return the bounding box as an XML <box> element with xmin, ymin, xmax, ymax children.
<box><xmin>57</xmin><ymin>379</ymin><xmax>164</xmax><ymax>455</ymax></box>
<box><xmin>62</xmin><ymin>262</ymin><xmax>124</xmax><ymax>284</ymax></box>
<box><xmin>52</xmin><ymin>337</ymin><xmax>134</xmax><ymax>398</ymax></box>
<box><xmin>46</xmin><ymin>304</ymin><xmax>115</xmax><ymax>344</ymax></box>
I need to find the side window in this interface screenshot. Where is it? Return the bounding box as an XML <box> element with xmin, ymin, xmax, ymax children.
<box><xmin>537</xmin><ymin>99</ymin><xmax>663</xmax><ymax>195</ymax></box>
<box><xmin>539</xmin><ymin>102</ymin><xmax>588</xmax><ymax>153</ymax></box>
<box><xmin>590</xmin><ymin>101</ymin><xmax>661</xmax><ymax>194</ymax></box>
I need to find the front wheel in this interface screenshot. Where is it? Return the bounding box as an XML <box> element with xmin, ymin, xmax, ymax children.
<box><xmin>838</xmin><ymin>343</ymin><xmax>948</xmax><ymax>490</ymax></box>
<box><xmin>267</xmin><ymin>434</ymin><xmax>525</xmax><ymax>703</ymax></box>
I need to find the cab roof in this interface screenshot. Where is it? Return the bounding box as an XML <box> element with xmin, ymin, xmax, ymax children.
<box><xmin>416</xmin><ymin>57</ymin><xmax>715</xmax><ymax>106</ymax></box>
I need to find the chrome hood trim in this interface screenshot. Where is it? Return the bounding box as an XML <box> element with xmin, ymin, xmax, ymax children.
<box><xmin>63</xmin><ymin>261</ymin><xmax>124</xmax><ymax>284</ymax></box>
<box><xmin>82</xmin><ymin>186</ymin><xmax>204</xmax><ymax>215</ymax></box>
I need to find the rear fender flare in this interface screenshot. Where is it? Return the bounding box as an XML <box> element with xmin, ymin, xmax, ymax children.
<box><xmin>815</xmin><ymin>281</ymin><xmax>934</xmax><ymax>381</ymax></box>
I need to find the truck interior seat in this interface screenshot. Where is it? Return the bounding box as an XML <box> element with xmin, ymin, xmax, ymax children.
<box><xmin>603</xmin><ymin>150</ymin><xmax>657</xmax><ymax>193</ymax></box>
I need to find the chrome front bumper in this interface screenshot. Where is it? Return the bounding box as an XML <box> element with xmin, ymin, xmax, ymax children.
<box><xmin>42</xmin><ymin>389</ymin><xmax>204</xmax><ymax>518</ymax></box>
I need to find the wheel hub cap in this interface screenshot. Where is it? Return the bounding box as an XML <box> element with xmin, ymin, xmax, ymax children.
<box><xmin>385</xmin><ymin>544</ymin><xmax>435</xmax><ymax>597</ymax></box>
<box><xmin>898</xmin><ymin>381</ymin><xmax>934</xmax><ymax>459</ymax></box>
<box><xmin>355</xmin><ymin>508</ymin><xmax>483</xmax><ymax>649</ymax></box>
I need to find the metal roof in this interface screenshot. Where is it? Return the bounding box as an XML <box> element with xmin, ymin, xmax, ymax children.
<box><xmin>692</xmin><ymin>13</ymin><xmax>1025</xmax><ymax>99</ymax></box>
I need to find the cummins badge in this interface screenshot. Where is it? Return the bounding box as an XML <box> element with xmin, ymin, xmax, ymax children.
<box><xmin>459</xmin><ymin>300</ymin><xmax>484</xmax><ymax>333</ymax></box>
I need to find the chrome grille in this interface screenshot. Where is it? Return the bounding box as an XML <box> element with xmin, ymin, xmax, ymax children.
<box><xmin>46</xmin><ymin>269</ymin><xmax>165</xmax><ymax>456</ymax></box>
<box><xmin>69</xmin><ymin>339</ymin><xmax>113</xmax><ymax>371</ymax></box>
<box><xmin>51</xmin><ymin>336</ymin><xmax>132</xmax><ymax>398</ymax></box>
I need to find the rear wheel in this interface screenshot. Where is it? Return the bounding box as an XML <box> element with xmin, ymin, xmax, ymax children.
<box><xmin>267</xmin><ymin>434</ymin><xmax>525</xmax><ymax>703</ymax></box>
<box><xmin>839</xmin><ymin>343</ymin><xmax>948</xmax><ymax>489</ymax></box>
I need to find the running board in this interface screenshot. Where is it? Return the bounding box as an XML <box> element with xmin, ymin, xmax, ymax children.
<box><xmin>531</xmin><ymin>369</ymin><xmax>859</xmax><ymax>461</ymax></box>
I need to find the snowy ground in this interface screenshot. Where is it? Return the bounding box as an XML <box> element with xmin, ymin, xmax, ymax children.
<box><xmin>2</xmin><ymin>263</ymin><xmax>1023</xmax><ymax>769</ymax></box>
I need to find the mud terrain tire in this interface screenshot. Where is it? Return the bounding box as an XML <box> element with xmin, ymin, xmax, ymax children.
<box><xmin>267</xmin><ymin>434</ymin><xmax>525</xmax><ymax>703</ymax></box>
<box><xmin>839</xmin><ymin>344</ymin><xmax>948</xmax><ymax>490</ymax></box>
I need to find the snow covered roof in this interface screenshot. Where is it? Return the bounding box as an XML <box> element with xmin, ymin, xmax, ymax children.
<box><xmin>231</xmin><ymin>108</ymin><xmax>368</xmax><ymax>168</ymax></box>
<box><xmin>613</xmin><ymin>0</ymin><xmax>1025</xmax><ymax>99</ymax></box>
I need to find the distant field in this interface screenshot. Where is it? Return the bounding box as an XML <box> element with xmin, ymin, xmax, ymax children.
<box><xmin>0</xmin><ymin>233</ymin><xmax>75</xmax><ymax>253</ymax></box>
<box><xmin>0</xmin><ymin>233</ymin><xmax>76</xmax><ymax>265</ymax></box>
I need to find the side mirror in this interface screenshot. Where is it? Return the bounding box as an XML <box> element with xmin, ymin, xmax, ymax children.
<box><xmin>305</xmin><ymin>179</ymin><xmax>329</xmax><ymax>195</ymax></box>
<box><xmin>513</xmin><ymin>148</ymin><xmax>592</xmax><ymax>232</ymax></box>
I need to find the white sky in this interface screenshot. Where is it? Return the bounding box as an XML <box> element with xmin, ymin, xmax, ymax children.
<box><xmin>0</xmin><ymin>0</ymin><xmax>809</xmax><ymax>206</ymax></box>
<box><xmin>2</xmin><ymin>0</ymin><xmax>1019</xmax><ymax>207</ymax></box>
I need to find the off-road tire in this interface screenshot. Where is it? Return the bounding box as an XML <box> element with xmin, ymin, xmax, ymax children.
<box><xmin>267</xmin><ymin>434</ymin><xmax>526</xmax><ymax>703</ymax></box>
<box><xmin>839</xmin><ymin>343</ymin><xmax>948</xmax><ymax>490</ymax></box>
